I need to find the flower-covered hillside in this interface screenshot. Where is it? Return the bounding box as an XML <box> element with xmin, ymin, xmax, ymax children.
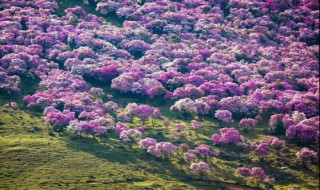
<box><xmin>0</xmin><ymin>0</ymin><xmax>319</xmax><ymax>189</ymax></box>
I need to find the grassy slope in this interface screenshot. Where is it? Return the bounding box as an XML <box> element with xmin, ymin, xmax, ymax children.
<box><xmin>0</xmin><ymin>88</ymin><xmax>319</xmax><ymax>190</ymax></box>
<box><xmin>0</xmin><ymin>107</ymin><xmax>249</xmax><ymax>190</ymax></box>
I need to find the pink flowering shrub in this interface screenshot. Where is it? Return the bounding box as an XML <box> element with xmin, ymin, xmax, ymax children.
<box><xmin>190</xmin><ymin>120</ymin><xmax>202</xmax><ymax>129</ymax></box>
<box><xmin>286</xmin><ymin>124</ymin><xmax>318</xmax><ymax>143</ymax></box>
<box><xmin>121</xmin><ymin>103</ymin><xmax>160</xmax><ymax>124</ymax></box>
<box><xmin>0</xmin><ymin>72</ymin><xmax>20</xmax><ymax>93</ymax></box>
<box><xmin>120</xmin><ymin>129</ymin><xmax>142</xmax><ymax>142</ymax></box>
<box><xmin>134</xmin><ymin>104</ymin><xmax>154</xmax><ymax>124</ymax></box>
<box><xmin>147</xmin><ymin>142</ymin><xmax>178</xmax><ymax>158</ymax></box>
<box><xmin>44</xmin><ymin>107</ymin><xmax>75</xmax><ymax>131</ymax></box>
<box><xmin>211</xmin><ymin>134</ymin><xmax>222</xmax><ymax>144</ymax></box>
<box><xmin>296</xmin><ymin>148</ymin><xmax>318</xmax><ymax>166</ymax></box>
<box><xmin>190</xmin><ymin>161</ymin><xmax>210</xmax><ymax>173</ymax></box>
<box><xmin>253</xmin><ymin>143</ymin><xmax>271</xmax><ymax>160</ymax></box>
<box><xmin>239</xmin><ymin>118</ymin><xmax>257</xmax><ymax>131</ymax></box>
<box><xmin>67</xmin><ymin>119</ymin><xmax>110</xmax><ymax>136</ymax></box>
<box><xmin>236</xmin><ymin>167</ymin><xmax>272</xmax><ymax>188</ymax></box>
<box><xmin>214</xmin><ymin>110</ymin><xmax>234</xmax><ymax>123</ymax></box>
<box><xmin>170</xmin><ymin>98</ymin><xmax>196</xmax><ymax>119</ymax></box>
<box><xmin>193</xmin><ymin>144</ymin><xmax>217</xmax><ymax>157</ymax></box>
<box><xmin>163</xmin><ymin>119</ymin><xmax>171</xmax><ymax>128</ymax></box>
<box><xmin>115</xmin><ymin>122</ymin><xmax>130</xmax><ymax>135</ymax></box>
<box><xmin>212</xmin><ymin>128</ymin><xmax>243</xmax><ymax>145</ymax></box>
<box><xmin>184</xmin><ymin>152</ymin><xmax>197</xmax><ymax>161</ymax></box>
<box><xmin>261</xmin><ymin>136</ymin><xmax>286</xmax><ymax>153</ymax></box>
<box><xmin>269</xmin><ymin>114</ymin><xmax>293</xmax><ymax>135</ymax></box>
<box><xmin>139</xmin><ymin>138</ymin><xmax>157</xmax><ymax>149</ymax></box>
<box><xmin>3</xmin><ymin>102</ymin><xmax>18</xmax><ymax>109</ymax></box>
<box><xmin>175</xmin><ymin>123</ymin><xmax>187</xmax><ymax>131</ymax></box>
<box><xmin>254</xmin><ymin>136</ymin><xmax>286</xmax><ymax>159</ymax></box>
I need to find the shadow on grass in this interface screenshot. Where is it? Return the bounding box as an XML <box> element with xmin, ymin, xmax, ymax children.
<box><xmin>64</xmin><ymin>135</ymin><xmax>256</xmax><ymax>190</ymax></box>
<box><xmin>65</xmin><ymin>136</ymin><xmax>139</xmax><ymax>164</ymax></box>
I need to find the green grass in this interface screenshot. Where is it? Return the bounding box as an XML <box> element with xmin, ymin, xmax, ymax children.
<box><xmin>0</xmin><ymin>98</ymin><xmax>319</xmax><ymax>190</ymax></box>
<box><xmin>0</xmin><ymin>107</ymin><xmax>249</xmax><ymax>190</ymax></box>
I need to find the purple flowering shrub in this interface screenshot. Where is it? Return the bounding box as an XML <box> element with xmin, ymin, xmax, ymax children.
<box><xmin>139</xmin><ymin>138</ymin><xmax>157</xmax><ymax>149</ymax></box>
<box><xmin>22</xmin><ymin>70</ymin><xmax>116</xmax><ymax>135</ymax></box>
<box><xmin>239</xmin><ymin>118</ymin><xmax>257</xmax><ymax>131</ymax></box>
<box><xmin>286</xmin><ymin>124</ymin><xmax>318</xmax><ymax>144</ymax></box>
<box><xmin>211</xmin><ymin>128</ymin><xmax>243</xmax><ymax>147</ymax></box>
<box><xmin>190</xmin><ymin>161</ymin><xmax>210</xmax><ymax>173</ymax></box>
<box><xmin>0</xmin><ymin>72</ymin><xmax>20</xmax><ymax>93</ymax></box>
<box><xmin>120</xmin><ymin>129</ymin><xmax>142</xmax><ymax>142</ymax></box>
<box><xmin>268</xmin><ymin>114</ymin><xmax>294</xmax><ymax>135</ymax></box>
<box><xmin>268</xmin><ymin>112</ymin><xmax>319</xmax><ymax>143</ymax></box>
<box><xmin>192</xmin><ymin>144</ymin><xmax>218</xmax><ymax>157</ymax></box>
<box><xmin>296</xmin><ymin>147</ymin><xmax>318</xmax><ymax>166</ymax></box>
<box><xmin>3</xmin><ymin>102</ymin><xmax>18</xmax><ymax>109</ymax></box>
<box><xmin>253</xmin><ymin>136</ymin><xmax>286</xmax><ymax>160</ymax></box>
<box><xmin>44</xmin><ymin>107</ymin><xmax>75</xmax><ymax>132</ymax></box>
<box><xmin>121</xmin><ymin>103</ymin><xmax>160</xmax><ymax>124</ymax></box>
<box><xmin>184</xmin><ymin>152</ymin><xmax>197</xmax><ymax>161</ymax></box>
<box><xmin>236</xmin><ymin>167</ymin><xmax>272</xmax><ymax>188</ymax></box>
<box><xmin>147</xmin><ymin>142</ymin><xmax>178</xmax><ymax>158</ymax></box>
<box><xmin>170</xmin><ymin>98</ymin><xmax>196</xmax><ymax>119</ymax></box>
<box><xmin>190</xmin><ymin>120</ymin><xmax>202</xmax><ymax>129</ymax></box>
<box><xmin>214</xmin><ymin>110</ymin><xmax>234</xmax><ymax>123</ymax></box>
